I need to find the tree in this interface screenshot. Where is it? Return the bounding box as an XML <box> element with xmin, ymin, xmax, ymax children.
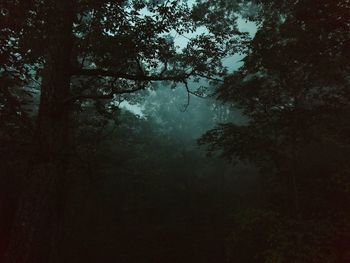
<box><xmin>1</xmin><ymin>0</ymin><xmax>242</xmax><ymax>262</ymax></box>
<box><xmin>200</xmin><ymin>0</ymin><xmax>350</xmax><ymax>261</ymax></box>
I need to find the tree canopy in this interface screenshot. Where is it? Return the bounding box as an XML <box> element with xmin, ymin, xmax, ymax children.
<box><xmin>1</xmin><ymin>0</ymin><xmax>350</xmax><ymax>262</ymax></box>
<box><xmin>200</xmin><ymin>0</ymin><xmax>350</xmax><ymax>261</ymax></box>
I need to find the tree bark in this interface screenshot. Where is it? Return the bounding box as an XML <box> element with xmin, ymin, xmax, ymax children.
<box><xmin>3</xmin><ymin>1</ymin><xmax>76</xmax><ymax>262</ymax></box>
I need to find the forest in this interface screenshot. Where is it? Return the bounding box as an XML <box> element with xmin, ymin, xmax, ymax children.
<box><xmin>1</xmin><ymin>0</ymin><xmax>349</xmax><ymax>262</ymax></box>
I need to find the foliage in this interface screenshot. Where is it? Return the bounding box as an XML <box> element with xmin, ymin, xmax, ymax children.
<box><xmin>200</xmin><ymin>0</ymin><xmax>350</xmax><ymax>261</ymax></box>
<box><xmin>226</xmin><ymin>208</ymin><xmax>342</xmax><ymax>263</ymax></box>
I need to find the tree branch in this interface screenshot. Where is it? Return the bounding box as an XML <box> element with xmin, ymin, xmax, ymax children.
<box><xmin>71</xmin><ymin>68</ymin><xmax>187</xmax><ymax>82</ymax></box>
<box><xmin>181</xmin><ymin>81</ymin><xmax>191</xmax><ymax>112</ymax></box>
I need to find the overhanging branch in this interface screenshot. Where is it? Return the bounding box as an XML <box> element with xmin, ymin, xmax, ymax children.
<box><xmin>71</xmin><ymin>68</ymin><xmax>187</xmax><ymax>82</ymax></box>
<box><xmin>68</xmin><ymin>68</ymin><xmax>214</xmax><ymax>103</ymax></box>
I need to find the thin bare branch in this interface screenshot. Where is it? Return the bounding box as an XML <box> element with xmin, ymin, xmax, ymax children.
<box><xmin>181</xmin><ymin>81</ymin><xmax>191</xmax><ymax>112</ymax></box>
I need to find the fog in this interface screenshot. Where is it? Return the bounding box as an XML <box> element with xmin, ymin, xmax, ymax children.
<box><xmin>2</xmin><ymin>0</ymin><xmax>348</xmax><ymax>262</ymax></box>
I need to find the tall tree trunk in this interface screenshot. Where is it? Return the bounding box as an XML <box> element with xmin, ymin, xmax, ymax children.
<box><xmin>3</xmin><ymin>1</ymin><xmax>76</xmax><ymax>262</ymax></box>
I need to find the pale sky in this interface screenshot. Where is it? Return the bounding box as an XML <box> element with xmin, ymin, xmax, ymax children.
<box><xmin>122</xmin><ymin>1</ymin><xmax>257</xmax><ymax>116</ymax></box>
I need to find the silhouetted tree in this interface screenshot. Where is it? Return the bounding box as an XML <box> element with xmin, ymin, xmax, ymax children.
<box><xmin>1</xmin><ymin>0</ymin><xmax>242</xmax><ymax>262</ymax></box>
<box><xmin>200</xmin><ymin>0</ymin><xmax>350</xmax><ymax>261</ymax></box>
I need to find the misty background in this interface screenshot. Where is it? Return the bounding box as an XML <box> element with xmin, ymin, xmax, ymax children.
<box><xmin>1</xmin><ymin>0</ymin><xmax>349</xmax><ymax>262</ymax></box>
